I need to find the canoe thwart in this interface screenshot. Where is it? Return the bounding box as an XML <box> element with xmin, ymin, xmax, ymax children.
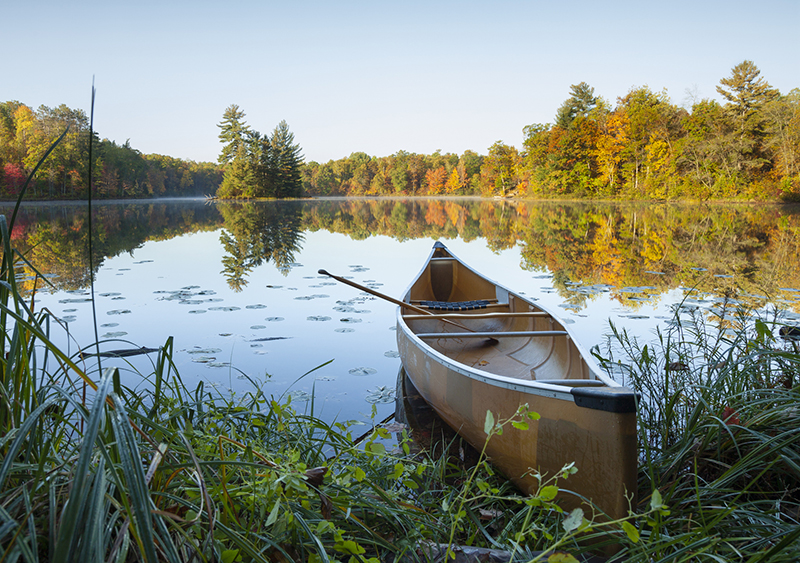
<box><xmin>404</xmin><ymin>311</ymin><xmax>550</xmax><ymax>320</ymax></box>
<box><xmin>417</xmin><ymin>331</ymin><xmax>568</xmax><ymax>339</ymax></box>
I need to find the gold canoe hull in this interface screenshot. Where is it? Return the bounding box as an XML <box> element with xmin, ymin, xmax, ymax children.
<box><xmin>396</xmin><ymin>242</ymin><xmax>638</xmax><ymax>519</ymax></box>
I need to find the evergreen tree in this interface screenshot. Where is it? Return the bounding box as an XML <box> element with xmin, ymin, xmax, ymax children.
<box><xmin>716</xmin><ymin>60</ymin><xmax>779</xmax><ymax>135</ymax></box>
<box><xmin>217</xmin><ymin>105</ymin><xmax>250</xmax><ymax>165</ymax></box>
<box><xmin>716</xmin><ymin>60</ymin><xmax>780</xmax><ymax>176</ymax></box>
<box><xmin>555</xmin><ymin>82</ymin><xmax>599</xmax><ymax>129</ymax></box>
<box><xmin>270</xmin><ymin>120</ymin><xmax>303</xmax><ymax>198</ymax></box>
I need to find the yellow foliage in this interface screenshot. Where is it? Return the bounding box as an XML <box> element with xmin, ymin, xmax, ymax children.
<box><xmin>641</xmin><ymin>230</ymin><xmax>666</xmax><ymax>263</ymax></box>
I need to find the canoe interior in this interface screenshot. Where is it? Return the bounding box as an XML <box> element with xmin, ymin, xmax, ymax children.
<box><xmin>403</xmin><ymin>247</ymin><xmax>598</xmax><ymax>383</ymax></box>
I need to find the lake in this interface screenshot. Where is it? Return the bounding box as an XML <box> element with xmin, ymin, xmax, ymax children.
<box><xmin>9</xmin><ymin>197</ymin><xmax>800</xmax><ymax>424</ymax></box>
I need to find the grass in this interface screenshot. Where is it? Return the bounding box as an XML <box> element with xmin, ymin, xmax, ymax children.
<box><xmin>595</xmin><ymin>301</ymin><xmax>800</xmax><ymax>560</ymax></box>
<box><xmin>1</xmin><ymin>130</ymin><xmax>799</xmax><ymax>561</ymax></box>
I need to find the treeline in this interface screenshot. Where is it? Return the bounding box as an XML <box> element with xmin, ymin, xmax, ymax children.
<box><xmin>0</xmin><ymin>101</ymin><xmax>222</xmax><ymax>199</ymax></box>
<box><xmin>302</xmin><ymin>61</ymin><xmax>800</xmax><ymax>201</ymax></box>
<box><xmin>5</xmin><ymin>60</ymin><xmax>799</xmax><ymax>202</ymax></box>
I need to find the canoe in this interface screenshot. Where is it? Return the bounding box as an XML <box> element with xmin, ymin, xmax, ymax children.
<box><xmin>395</xmin><ymin>241</ymin><xmax>638</xmax><ymax>519</ymax></box>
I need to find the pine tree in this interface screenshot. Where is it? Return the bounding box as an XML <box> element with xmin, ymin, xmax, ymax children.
<box><xmin>716</xmin><ymin>60</ymin><xmax>780</xmax><ymax>175</ymax></box>
<box><xmin>270</xmin><ymin>120</ymin><xmax>304</xmax><ymax>198</ymax></box>
<box><xmin>555</xmin><ymin>82</ymin><xmax>599</xmax><ymax>129</ymax></box>
<box><xmin>217</xmin><ymin>105</ymin><xmax>250</xmax><ymax>165</ymax></box>
<box><xmin>717</xmin><ymin>60</ymin><xmax>779</xmax><ymax>135</ymax></box>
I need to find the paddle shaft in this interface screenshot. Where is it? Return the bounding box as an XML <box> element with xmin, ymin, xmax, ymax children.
<box><xmin>317</xmin><ymin>269</ymin><xmax>481</xmax><ymax>334</ymax></box>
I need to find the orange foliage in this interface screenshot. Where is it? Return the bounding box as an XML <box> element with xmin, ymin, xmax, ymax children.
<box><xmin>424</xmin><ymin>200</ymin><xmax>448</xmax><ymax>228</ymax></box>
<box><xmin>424</xmin><ymin>166</ymin><xmax>447</xmax><ymax>194</ymax></box>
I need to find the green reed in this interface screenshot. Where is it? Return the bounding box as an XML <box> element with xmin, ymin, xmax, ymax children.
<box><xmin>596</xmin><ymin>302</ymin><xmax>800</xmax><ymax>561</ymax></box>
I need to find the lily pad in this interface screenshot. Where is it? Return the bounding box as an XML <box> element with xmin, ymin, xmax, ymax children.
<box><xmin>335</xmin><ymin>328</ymin><xmax>355</xmax><ymax>333</ymax></box>
<box><xmin>365</xmin><ymin>386</ymin><xmax>395</xmax><ymax>404</ymax></box>
<box><xmin>187</xmin><ymin>348</ymin><xmax>223</xmax><ymax>355</ymax></box>
<box><xmin>99</xmin><ymin>292</ymin><xmax>121</xmax><ymax>297</ymax></box>
<box><xmin>289</xmin><ymin>390</ymin><xmax>312</xmax><ymax>401</ymax></box>
<box><xmin>265</xmin><ymin>317</ymin><xmax>285</xmax><ymax>322</ymax></box>
<box><xmin>101</xmin><ymin>323</ymin><xmax>119</xmax><ymax>328</ymax></box>
<box><xmin>208</xmin><ymin>306</ymin><xmax>241</xmax><ymax>312</ymax></box>
<box><xmin>349</xmin><ymin>367</ymin><xmax>377</xmax><ymax>376</ymax></box>
<box><xmin>107</xmin><ymin>309</ymin><xmax>131</xmax><ymax>315</ymax></box>
<box><xmin>384</xmin><ymin>350</ymin><xmax>400</xmax><ymax>358</ymax></box>
<box><xmin>191</xmin><ymin>356</ymin><xmax>216</xmax><ymax>363</ymax></box>
<box><xmin>340</xmin><ymin>317</ymin><xmax>363</xmax><ymax>324</ymax></box>
<box><xmin>250</xmin><ymin>325</ymin><xmax>267</xmax><ymax>330</ymax></box>
<box><xmin>307</xmin><ymin>316</ymin><xmax>332</xmax><ymax>322</ymax></box>
<box><xmin>188</xmin><ymin>310</ymin><xmax>207</xmax><ymax>314</ymax></box>
<box><xmin>102</xmin><ymin>331</ymin><xmax>128</xmax><ymax>338</ymax></box>
<box><xmin>246</xmin><ymin>304</ymin><xmax>268</xmax><ymax>309</ymax></box>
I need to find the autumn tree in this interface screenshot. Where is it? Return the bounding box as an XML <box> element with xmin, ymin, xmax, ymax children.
<box><xmin>762</xmin><ymin>88</ymin><xmax>800</xmax><ymax>196</ymax></box>
<box><xmin>479</xmin><ymin>142</ymin><xmax>521</xmax><ymax>196</ymax></box>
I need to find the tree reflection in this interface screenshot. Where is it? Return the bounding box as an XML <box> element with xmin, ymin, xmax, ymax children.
<box><xmin>5</xmin><ymin>199</ymin><xmax>800</xmax><ymax>310</ymax></box>
<box><xmin>218</xmin><ymin>201</ymin><xmax>304</xmax><ymax>291</ymax></box>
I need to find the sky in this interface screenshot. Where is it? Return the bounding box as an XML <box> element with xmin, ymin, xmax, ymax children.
<box><xmin>4</xmin><ymin>0</ymin><xmax>799</xmax><ymax>164</ymax></box>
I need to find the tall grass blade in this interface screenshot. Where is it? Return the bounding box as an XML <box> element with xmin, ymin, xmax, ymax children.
<box><xmin>51</xmin><ymin>371</ymin><xmax>114</xmax><ymax>563</ymax></box>
<box><xmin>109</xmin><ymin>384</ymin><xmax>160</xmax><ymax>563</ymax></box>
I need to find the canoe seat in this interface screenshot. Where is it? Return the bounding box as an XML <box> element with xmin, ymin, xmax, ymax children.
<box><xmin>419</xmin><ymin>300</ymin><xmax>490</xmax><ymax>311</ymax></box>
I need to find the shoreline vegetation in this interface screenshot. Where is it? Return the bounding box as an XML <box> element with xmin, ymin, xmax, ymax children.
<box><xmin>1</xmin><ymin>121</ymin><xmax>799</xmax><ymax>560</ymax></box>
<box><xmin>3</xmin><ymin>61</ymin><xmax>799</xmax><ymax>203</ymax></box>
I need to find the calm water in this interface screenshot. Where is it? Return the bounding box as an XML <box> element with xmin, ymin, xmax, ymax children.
<box><xmin>10</xmin><ymin>197</ymin><xmax>800</xmax><ymax>423</ymax></box>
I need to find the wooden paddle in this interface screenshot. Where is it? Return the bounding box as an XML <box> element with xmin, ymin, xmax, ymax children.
<box><xmin>317</xmin><ymin>269</ymin><xmax>497</xmax><ymax>341</ymax></box>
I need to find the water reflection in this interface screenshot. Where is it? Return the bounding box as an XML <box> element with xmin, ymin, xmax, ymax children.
<box><xmin>8</xmin><ymin>199</ymin><xmax>800</xmax><ymax>306</ymax></box>
<box><xmin>217</xmin><ymin>201</ymin><xmax>304</xmax><ymax>290</ymax></box>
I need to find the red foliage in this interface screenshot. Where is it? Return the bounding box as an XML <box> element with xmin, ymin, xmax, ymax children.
<box><xmin>2</xmin><ymin>163</ymin><xmax>27</xmax><ymax>196</ymax></box>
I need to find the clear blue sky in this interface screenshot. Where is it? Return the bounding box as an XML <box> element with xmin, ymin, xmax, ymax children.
<box><xmin>4</xmin><ymin>0</ymin><xmax>798</xmax><ymax>164</ymax></box>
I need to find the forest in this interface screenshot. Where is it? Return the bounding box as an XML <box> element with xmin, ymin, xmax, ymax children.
<box><xmin>0</xmin><ymin>101</ymin><xmax>221</xmax><ymax>199</ymax></box>
<box><xmin>2</xmin><ymin>61</ymin><xmax>798</xmax><ymax>201</ymax></box>
<box><xmin>302</xmin><ymin>61</ymin><xmax>800</xmax><ymax>201</ymax></box>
